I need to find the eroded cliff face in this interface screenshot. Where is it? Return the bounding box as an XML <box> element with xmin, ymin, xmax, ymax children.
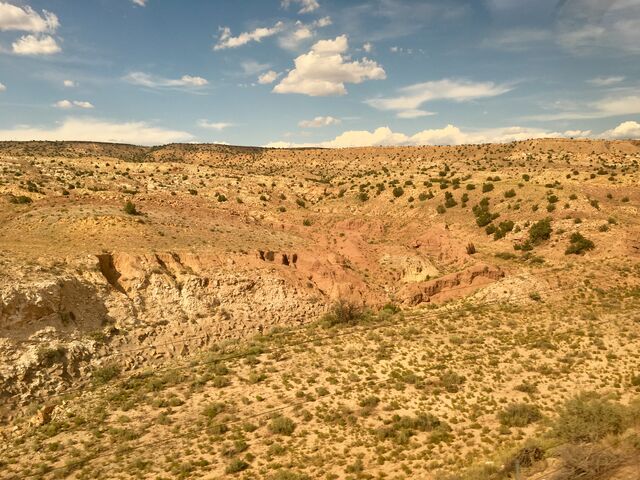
<box><xmin>0</xmin><ymin>231</ymin><xmax>502</xmax><ymax>410</ymax></box>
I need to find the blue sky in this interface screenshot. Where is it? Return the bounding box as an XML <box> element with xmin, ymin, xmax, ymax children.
<box><xmin>0</xmin><ymin>0</ymin><xmax>639</xmax><ymax>146</ymax></box>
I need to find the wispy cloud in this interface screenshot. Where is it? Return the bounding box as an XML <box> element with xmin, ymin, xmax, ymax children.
<box><xmin>299</xmin><ymin>116</ymin><xmax>341</xmax><ymax>128</ymax></box>
<box><xmin>366</xmin><ymin>79</ymin><xmax>512</xmax><ymax>118</ymax></box>
<box><xmin>482</xmin><ymin>28</ymin><xmax>551</xmax><ymax>51</ymax></box>
<box><xmin>281</xmin><ymin>0</ymin><xmax>320</xmax><ymax>14</ymax></box>
<box><xmin>53</xmin><ymin>99</ymin><xmax>94</xmax><ymax>109</ymax></box>
<box><xmin>587</xmin><ymin>76</ymin><xmax>625</xmax><ymax>87</ymax></box>
<box><xmin>124</xmin><ymin>72</ymin><xmax>208</xmax><ymax>90</ymax></box>
<box><xmin>277</xmin><ymin>17</ymin><xmax>332</xmax><ymax>51</ymax></box>
<box><xmin>197</xmin><ymin>120</ymin><xmax>234</xmax><ymax>131</ymax></box>
<box><xmin>0</xmin><ymin>117</ymin><xmax>193</xmax><ymax>145</ymax></box>
<box><xmin>556</xmin><ymin>0</ymin><xmax>640</xmax><ymax>54</ymax></box>
<box><xmin>240</xmin><ymin>60</ymin><xmax>271</xmax><ymax>76</ymax></box>
<box><xmin>527</xmin><ymin>94</ymin><xmax>640</xmax><ymax>120</ymax></box>
<box><xmin>213</xmin><ymin>22</ymin><xmax>284</xmax><ymax>50</ymax></box>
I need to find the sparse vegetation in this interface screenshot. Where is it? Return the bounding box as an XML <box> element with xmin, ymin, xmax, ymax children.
<box><xmin>565</xmin><ymin>232</ymin><xmax>595</xmax><ymax>255</ymax></box>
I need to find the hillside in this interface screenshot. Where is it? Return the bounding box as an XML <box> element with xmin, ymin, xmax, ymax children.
<box><xmin>0</xmin><ymin>139</ymin><xmax>639</xmax><ymax>479</ymax></box>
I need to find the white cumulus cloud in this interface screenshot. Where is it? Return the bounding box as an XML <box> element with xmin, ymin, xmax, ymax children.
<box><xmin>273</xmin><ymin>35</ymin><xmax>386</xmax><ymax>96</ymax></box>
<box><xmin>0</xmin><ymin>2</ymin><xmax>59</xmax><ymax>32</ymax></box>
<box><xmin>124</xmin><ymin>72</ymin><xmax>208</xmax><ymax>89</ymax></box>
<box><xmin>602</xmin><ymin>121</ymin><xmax>640</xmax><ymax>139</ymax></box>
<box><xmin>0</xmin><ymin>82</ymin><xmax>5</xmax><ymax>91</ymax></box>
<box><xmin>266</xmin><ymin>124</ymin><xmax>586</xmax><ymax>148</ymax></box>
<box><xmin>63</xmin><ymin>79</ymin><xmax>76</xmax><ymax>87</ymax></box>
<box><xmin>12</xmin><ymin>34</ymin><xmax>60</xmax><ymax>55</ymax></box>
<box><xmin>299</xmin><ymin>116</ymin><xmax>341</xmax><ymax>128</ymax></box>
<box><xmin>258</xmin><ymin>70</ymin><xmax>280</xmax><ymax>84</ymax></box>
<box><xmin>0</xmin><ymin>118</ymin><xmax>193</xmax><ymax>145</ymax></box>
<box><xmin>281</xmin><ymin>0</ymin><xmax>320</xmax><ymax>14</ymax></box>
<box><xmin>563</xmin><ymin>129</ymin><xmax>592</xmax><ymax>137</ymax></box>
<box><xmin>132</xmin><ymin>0</ymin><xmax>147</xmax><ymax>6</ymax></box>
<box><xmin>214</xmin><ymin>22</ymin><xmax>284</xmax><ymax>50</ymax></box>
<box><xmin>366</xmin><ymin>79</ymin><xmax>513</xmax><ymax>118</ymax></box>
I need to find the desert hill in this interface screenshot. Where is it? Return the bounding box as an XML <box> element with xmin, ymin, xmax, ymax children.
<box><xmin>0</xmin><ymin>139</ymin><xmax>639</xmax><ymax>479</ymax></box>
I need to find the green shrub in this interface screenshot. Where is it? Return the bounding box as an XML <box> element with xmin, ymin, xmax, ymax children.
<box><xmin>504</xmin><ymin>189</ymin><xmax>516</xmax><ymax>198</ymax></box>
<box><xmin>10</xmin><ymin>195</ymin><xmax>33</xmax><ymax>204</ymax></box>
<box><xmin>376</xmin><ymin>413</ymin><xmax>449</xmax><ymax>445</ymax></box>
<box><xmin>444</xmin><ymin>191</ymin><xmax>457</xmax><ymax>208</ymax></box>
<box><xmin>269</xmin><ymin>416</ymin><xmax>296</xmax><ymax>435</ymax></box>
<box><xmin>493</xmin><ymin>220</ymin><xmax>515</xmax><ymax>240</ymax></box>
<box><xmin>270</xmin><ymin>470</ymin><xmax>310</xmax><ymax>480</ymax></box>
<box><xmin>225</xmin><ymin>459</ymin><xmax>249</xmax><ymax>474</ymax></box>
<box><xmin>503</xmin><ymin>442</ymin><xmax>545</xmax><ymax>474</ymax></box>
<box><xmin>565</xmin><ymin>232</ymin><xmax>595</xmax><ymax>255</ymax></box>
<box><xmin>528</xmin><ymin>218</ymin><xmax>552</xmax><ymax>245</ymax></box>
<box><xmin>482</xmin><ymin>183</ymin><xmax>494</xmax><ymax>193</ymax></box>
<box><xmin>321</xmin><ymin>301</ymin><xmax>364</xmax><ymax>327</ymax></box>
<box><xmin>359</xmin><ymin>396</ymin><xmax>380</xmax><ymax>409</ymax></box>
<box><xmin>473</xmin><ymin>198</ymin><xmax>498</xmax><ymax>227</ymax></box>
<box><xmin>498</xmin><ymin>403</ymin><xmax>542</xmax><ymax>427</ymax></box>
<box><xmin>392</xmin><ymin>186</ymin><xmax>404</xmax><ymax>198</ymax></box>
<box><xmin>439</xmin><ymin>371</ymin><xmax>465</xmax><ymax>393</ymax></box>
<box><xmin>92</xmin><ymin>365</ymin><xmax>121</xmax><ymax>386</ymax></box>
<box><xmin>123</xmin><ymin>200</ymin><xmax>139</xmax><ymax>215</ymax></box>
<box><xmin>380</xmin><ymin>303</ymin><xmax>401</xmax><ymax>314</ymax></box>
<box><xmin>552</xmin><ymin>393</ymin><xmax>628</xmax><ymax>443</ymax></box>
<box><xmin>202</xmin><ymin>402</ymin><xmax>226</xmax><ymax>419</ymax></box>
